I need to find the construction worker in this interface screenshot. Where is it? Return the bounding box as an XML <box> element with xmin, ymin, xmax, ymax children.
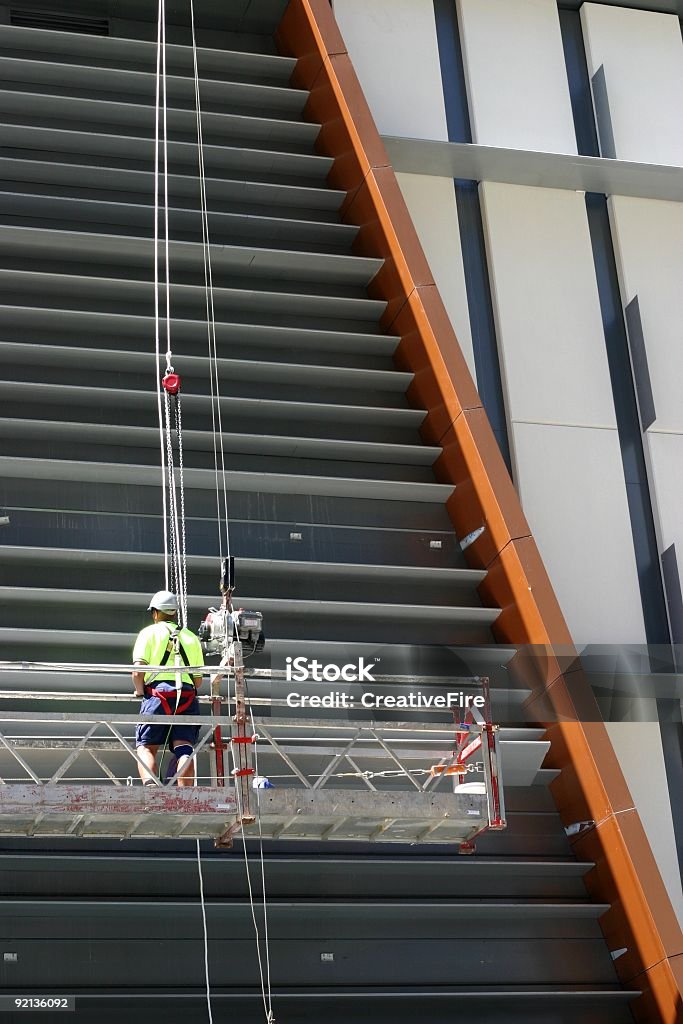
<box><xmin>132</xmin><ymin>590</ymin><xmax>204</xmax><ymax>787</ymax></box>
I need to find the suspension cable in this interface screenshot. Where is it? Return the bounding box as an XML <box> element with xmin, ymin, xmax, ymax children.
<box><xmin>185</xmin><ymin>3</ymin><xmax>269</xmax><ymax>1016</ymax></box>
<box><xmin>164</xmin><ymin>390</ymin><xmax>179</xmax><ymax>594</ymax></box>
<box><xmin>250</xmin><ymin>697</ymin><xmax>274</xmax><ymax>1022</ymax></box>
<box><xmin>196</xmin><ymin>839</ymin><xmax>214</xmax><ymax>1024</ymax></box>
<box><xmin>154</xmin><ymin>0</ymin><xmax>188</xmax><ymax>623</ymax></box>
<box><xmin>161</xmin><ymin>4</ymin><xmax>172</xmax><ymax>376</ymax></box>
<box><xmin>224</xmin><ymin>657</ymin><xmax>274</xmax><ymax>1023</ymax></box>
<box><xmin>189</xmin><ymin>0</ymin><xmax>231</xmax><ymax>565</ymax></box>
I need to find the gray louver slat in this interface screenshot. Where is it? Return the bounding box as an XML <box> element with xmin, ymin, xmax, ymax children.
<box><xmin>10</xmin><ymin>9</ymin><xmax>109</xmax><ymax>36</ymax></box>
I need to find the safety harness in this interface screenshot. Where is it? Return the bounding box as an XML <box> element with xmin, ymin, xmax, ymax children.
<box><xmin>145</xmin><ymin>625</ymin><xmax>196</xmax><ymax>715</ymax></box>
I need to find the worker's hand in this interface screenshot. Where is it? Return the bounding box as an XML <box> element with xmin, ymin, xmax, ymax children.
<box><xmin>210</xmin><ymin>655</ymin><xmax>229</xmax><ymax>686</ymax></box>
<box><xmin>132</xmin><ymin>667</ymin><xmax>146</xmax><ymax>697</ymax></box>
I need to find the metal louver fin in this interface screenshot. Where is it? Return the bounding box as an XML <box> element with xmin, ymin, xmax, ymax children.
<box><xmin>10</xmin><ymin>8</ymin><xmax>109</xmax><ymax>35</ymax></box>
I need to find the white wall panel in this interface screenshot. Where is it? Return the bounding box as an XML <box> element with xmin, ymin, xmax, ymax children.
<box><xmin>332</xmin><ymin>0</ymin><xmax>448</xmax><ymax>140</ymax></box>
<box><xmin>396</xmin><ymin>172</ymin><xmax>475</xmax><ymax>378</ymax></box>
<box><xmin>608</xmin><ymin>195</ymin><xmax>683</xmax><ymax>619</ymax></box>
<box><xmin>606</xmin><ymin>722</ymin><xmax>683</xmax><ymax>929</ymax></box>
<box><xmin>581</xmin><ymin>3</ymin><xmax>683</xmax><ymax>165</ymax></box>
<box><xmin>646</xmin><ymin>433</ymin><xmax>683</xmax><ymax>593</ymax></box>
<box><xmin>609</xmin><ymin>196</ymin><xmax>683</xmax><ymax>434</ymax></box>
<box><xmin>606</xmin><ymin>190</ymin><xmax>683</xmax><ymax>929</ymax></box>
<box><xmin>480</xmin><ymin>181</ymin><xmax>645</xmax><ymax>644</ymax></box>
<box><xmin>456</xmin><ymin>0</ymin><xmax>576</xmax><ymax>153</ymax></box>
<box><xmin>480</xmin><ymin>183</ymin><xmax>613</xmax><ymax>427</ymax></box>
<box><xmin>512</xmin><ymin>422</ymin><xmax>644</xmax><ymax>643</ymax></box>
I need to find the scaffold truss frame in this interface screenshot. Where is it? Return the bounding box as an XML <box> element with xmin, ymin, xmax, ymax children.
<box><xmin>0</xmin><ymin>661</ymin><xmax>506</xmax><ymax>850</ymax></box>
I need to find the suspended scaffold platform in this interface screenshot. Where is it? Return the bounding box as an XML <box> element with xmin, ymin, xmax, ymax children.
<box><xmin>0</xmin><ymin>662</ymin><xmax>506</xmax><ymax>851</ymax></box>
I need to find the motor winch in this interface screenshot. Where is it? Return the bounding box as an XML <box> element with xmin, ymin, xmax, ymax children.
<box><xmin>199</xmin><ymin>606</ymin><xmax>264</xmax><ymax>656</ymax></box>
<box><xmin>198</xmin><ymin>557</ymin><xmax>265</xmax><ymax>657</ymax></box>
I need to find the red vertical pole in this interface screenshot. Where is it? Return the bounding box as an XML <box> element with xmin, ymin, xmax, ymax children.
<box><xmin>231</xmin><ymin>638</ymin><xmax>255</xmax><ymax>824</ymax></box>
<box><xmin>209</xmin><ymin>641</ymin><xmax>225</xmax><ymax>787</ymax></box>
<box><xmin>212</xmin><ymin>718</ymin><xmax>225</xmax><ymax>787</ymax></box>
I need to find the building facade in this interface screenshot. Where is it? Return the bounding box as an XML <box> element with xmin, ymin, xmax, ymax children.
<box><xmin>333</xmin><ymin>0</ymin><xmax>683</xmax><ymax>924</ymax></box>
<box><xmin>0</xmin><ymin>1</ymin><xmax>682</xmax><ymax>1020</ymax></box>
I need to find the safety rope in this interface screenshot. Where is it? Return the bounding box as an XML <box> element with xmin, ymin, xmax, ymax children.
<box><xmin>153</xmin><ymin>0</ymin><xmax>169</xmax><ymax>590</ymax></box>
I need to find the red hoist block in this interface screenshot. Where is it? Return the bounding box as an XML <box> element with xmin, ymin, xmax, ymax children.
<box><xmin>162</xmin><ymin>372</ymin><xmax>181</xmax><ymax>395</ymax></box>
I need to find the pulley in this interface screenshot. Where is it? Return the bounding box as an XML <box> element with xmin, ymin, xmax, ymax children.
<box><xmin>162</xmin><ymin>370</ymin><xmax>181</xmax><ymax>395</ymax></box>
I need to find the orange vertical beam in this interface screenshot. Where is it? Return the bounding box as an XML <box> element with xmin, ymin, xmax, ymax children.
<box><xmin>276</xmin><ymin>3</ymin><xmax>683</xmax><ymax>1020</ymax></box>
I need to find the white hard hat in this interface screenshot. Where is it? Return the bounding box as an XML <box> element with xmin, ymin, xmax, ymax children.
<box><xmin>147</xmin><ymin>589</ymin><xmax>178</xmax><ymax>613</ymax></box>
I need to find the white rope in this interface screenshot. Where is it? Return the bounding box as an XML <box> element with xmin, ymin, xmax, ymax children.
<box><xmin>187</xmin><ymin>7</ymin><xmax>267</xmax><ymax>1016</ymax></box>
<box><xmin>159</xmin><ymin>3</ymin><xmax>181</xmax><ymax>613</ymax></box>
<box><xmin>153</xmin><ymin>0</ymin><xmax>188</xmax><ymax>624</ymax></box>
<box><xmin>251</xmin><ymin>713</ymin><xmax>274</xmax><ymax>1021</ymax></box>
<box><xmin>161</xmin><ymin>1</ymin><xmax>172</xmax><ymax>375</ymax></box>
<box><xmin>223</xmin><ymin>655</ymin><xmax>274</xmax><ymax>1024</ymax></box>
<box><xmin>161</xmin><ymin>380</ymin><xmax>189</xmax><ymax>628</ymax></box>
<box><xmin>175</xmin><ymin>394</ymin><xmax>189</xmax><ymax>628</ymax></box>
<box><xmin>163</xmin><ymin>389</ymin><xmax>182</xmax><ymax>605</ymax></box>
<box><xmin>189</xmin><ymin>0</ymin><xmax>231</xmax><ymax>564</ymax></box>
<box><xmin>154</xmin><ymin>0</ymin><xmax>169</xmax><ymax>589</ymax></box>
<box><xmin>196</xmin><ymin>840</ymin><xmax>214</xmax><ymax>1024</ymax></box>
<box><xmin>162</xmin><ymin>387</ymin><xmax>188</xmax><ymax>627</ymax></box>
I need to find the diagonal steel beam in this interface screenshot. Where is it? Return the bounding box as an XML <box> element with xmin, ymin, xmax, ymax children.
<box><xmin>48</xmin><ymin>724</ymin><xmax>99</xmax><ymax>784</ymax></box>
<box><xmin>87</xmin><ymin>749</ymin><xmax>123</xmax><ymax>786</ymax></box>
<box><xmin>370</xmin><ymin>731</ymin><xmax>422</xmax><ymax>792</ymax></box>
<box><xmin>312</xmin><ymin>730</ymin><xmax>362</xmax><ymax>791</ymax></box>
<box><xmin>0</xmin><ymin>731</ymin><xmax>42</xmax><ymax>784</ymax></box>
<box><xmin>344</xmin><ymin>754</ymin><xmax>376</xmax><ymax>792</ymax></box>
<box><xmin>163</xmin><ymin>728</ymin><xmax>214</xmax><ymax>786</ymax></box>
<box><xmin>103</xmin><ymin>722</ymin><xmax>162</xmax><ymax>786</ymax></box>
<box><xmin>256</xmin><ymin>723</ymin><xmax>312</xmax><ymax>789</ymax></box>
